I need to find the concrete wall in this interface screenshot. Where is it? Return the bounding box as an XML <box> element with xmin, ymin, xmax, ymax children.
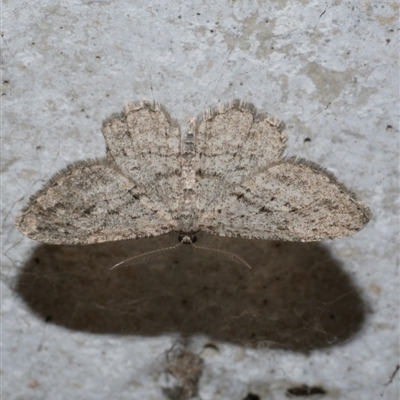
<box><xmin>3</xmin><ymin>1</ymin><xmax>398</xmax><ymax>399</ymax></box>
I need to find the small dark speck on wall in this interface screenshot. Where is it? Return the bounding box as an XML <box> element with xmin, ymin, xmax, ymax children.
<box><xmin>286</xmin><ymin>385</ymin><xmax>327</xmax><ymax>396</ymax></box>
<box><xmin>243</xmin><ymin>393</ymin><xmax>260</xmax><ymax>400</ymax></box>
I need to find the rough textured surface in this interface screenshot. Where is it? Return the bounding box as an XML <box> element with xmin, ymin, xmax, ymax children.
<box><xmin>16</xmin><ymin>101</ymin><xmax>370</xmax><ymax>244</ymax></box>
<box><xmin>2</xmin><ymin>1</ymin><xmax>398</xmax><ymax>399</ymax></box>
<box><xmin>161</xmin><ymin>344</ymin><xmax>204</xmax><ymax>399</ymax></box>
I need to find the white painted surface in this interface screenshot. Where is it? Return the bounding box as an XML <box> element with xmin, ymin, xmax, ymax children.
<box><xmin>2</xmin><ymin>1</ymin><xmax>398</xmax><ymax>399</ymax></box>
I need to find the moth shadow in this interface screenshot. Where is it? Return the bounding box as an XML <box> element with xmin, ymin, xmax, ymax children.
<box><xmin>15</xmin><ymin>232</ymin><xmax>366</xmax><ymax>352</ymax></box>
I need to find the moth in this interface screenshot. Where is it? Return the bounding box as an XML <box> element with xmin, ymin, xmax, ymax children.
<box><xmin>16</xmin><ymin>100</ymin><xmax>371</xmax><ymax>246</ymax></box>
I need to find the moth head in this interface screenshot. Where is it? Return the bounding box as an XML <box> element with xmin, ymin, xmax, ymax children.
<box><xmin>178</xmin><ymin>233</ymin><xmax>197</xmax><ymax>244</ymax></box>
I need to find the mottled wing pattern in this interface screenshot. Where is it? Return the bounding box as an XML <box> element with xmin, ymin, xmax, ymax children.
<box><xmin>200</xmin><ymin>158</ymin><xmax>371</xmax><ymax>241</ymax></box>
<box><xmin>16</xmin><ymin>100</ymin><xmax>371</xmax><ymax>245</ymax></box>
<box><xmin>102</xmin><ymin>101</ymin><xmax>181</xmax><ymax>219</ymax></box>
<box><xmin>194</xmin><ymin>100</ymin><xmax>287</xmax><ymax>216</ymax></box>
<box><xmin>16</xmin><ymin>160</ymin><xmax>176</xmax><ymax>244</ymax></box>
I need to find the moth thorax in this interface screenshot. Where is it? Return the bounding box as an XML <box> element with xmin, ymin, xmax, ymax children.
<box><xmin>176</xmin><ymin>210</ymin><xmax>199</xmax><ymax>233</ymax></box>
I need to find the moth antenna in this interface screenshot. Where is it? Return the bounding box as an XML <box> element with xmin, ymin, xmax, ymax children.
<box><xmin>192</xmin><ymin>244</ymin><xmax>252</xmax><ymax>269</ymax></box>
<box><xmin>110</xmin><ymin>243</ymin><xmax>182</xmax><ymax>270</ymax></box>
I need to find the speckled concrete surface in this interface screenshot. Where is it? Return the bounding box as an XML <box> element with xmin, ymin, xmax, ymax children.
<box><xmin>2</xmin><ymin>1</ymin><xmax>399</xmax><ymax>399</ymax></box>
